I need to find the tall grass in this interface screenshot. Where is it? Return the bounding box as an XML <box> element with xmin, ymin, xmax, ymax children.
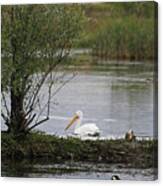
<box><xmin>91</xmin><ymin>17</ymin><xmax>155</xmax><ymax>60</ymax></box>
<box><xmin>78</xmin><ymin>2</ymin><xmax>157</xmax><ymax>61</ymax></box>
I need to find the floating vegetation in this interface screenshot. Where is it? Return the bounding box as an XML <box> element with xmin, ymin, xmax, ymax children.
<box><xmin>112</xmin><ymin>83</ymin><xmax>150</xmax><ymax>90</ymax></box>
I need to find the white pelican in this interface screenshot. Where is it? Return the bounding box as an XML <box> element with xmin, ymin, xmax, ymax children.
<box><xmin>65</xmin><ymin>110</ymin><xmax>100</xmax><ymax>137</ymax></box>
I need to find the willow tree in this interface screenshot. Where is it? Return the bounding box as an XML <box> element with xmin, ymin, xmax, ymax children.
<box><xmin>1</xmin><ymin>4</ymin><xmax>84</xmax><ymax>135</ymax></box>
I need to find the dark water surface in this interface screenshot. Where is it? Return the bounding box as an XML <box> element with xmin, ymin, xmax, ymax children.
<box><xmin>2</xmin><ymin>160</ymin><xmax>156</xmax><ymax>180</ymax></box>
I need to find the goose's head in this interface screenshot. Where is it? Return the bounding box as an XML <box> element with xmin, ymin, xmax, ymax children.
<box><xmin>65</xmin><ymin>110</ymin><xmax>83</xmax><ymax>130</ymax></box>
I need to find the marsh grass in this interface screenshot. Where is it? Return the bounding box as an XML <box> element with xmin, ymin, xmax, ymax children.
<box><xmin>77</xmin><ymin>2</ymin><xmax>156</xmax><ymax>61</ymax></box>
<box><xmin>1</xmin><ymin>132</ymin><xmax>157</xmax><ymax>169</ymax></box>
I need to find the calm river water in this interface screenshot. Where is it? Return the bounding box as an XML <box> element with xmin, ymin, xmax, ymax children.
<box><xmin>36</xmin><ymin>67</ymin><xmax>155</xmax><ymax>139</ymax></box>
<box><xmin>1</xmin><ymin>64</ymin><xmax>155</xmax><ymax>138</ymax></box>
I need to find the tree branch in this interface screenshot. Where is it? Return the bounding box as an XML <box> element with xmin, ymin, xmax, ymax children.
<box><xmin>1</xmin><ymin>112</ymin><xmax>10</xmax><ymax>127</ymax></box>
<box><xmin>23</xmin><ymin>113</ymin><xmax>36</xmax><ymax>130</ymax></box>
<box><xmin>27</xmin><ymin>117</ymin><xmax>49</xmax><ymax>132</ymax></box>
<box><xmin>25</xmin><ymin>44</ymin><xmax>69</xmax><ymax>116</ymax></box>
<box><xmin>1</xmin><ymin>91</ymin><xmax>10</xmax><ymax>118</ymax></box>
<box><xmin>34</xmin><ymin>73</ymin><xmax>76</xmax><ymax>124</ymax></box>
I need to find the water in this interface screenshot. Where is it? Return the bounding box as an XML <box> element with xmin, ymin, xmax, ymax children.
<box><xmin>1</xmin><ymin>65</ymin><xmax>155</xmax><ymax>138</ymax></box>
<box><xmin>1</xmin><ymin>160</ymin><xmax>156</xmax><ymax>180</ymax></box>
<box><xmin>34</xmin><ymin>68</ymin><xmax>154</xmax><ymax>138</ymax></box>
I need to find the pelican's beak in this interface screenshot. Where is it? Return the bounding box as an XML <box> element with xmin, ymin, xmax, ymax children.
<box><xmin>65</xmin><ymin>114</ymin><xmax>79</xmax><ymax>130</ymax></box>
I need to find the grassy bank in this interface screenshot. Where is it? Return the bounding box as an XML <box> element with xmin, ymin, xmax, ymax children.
<box><xmin>1</xmin><ymin>132</ymin><xmax>158</xmax><ymax>169</ymax></box>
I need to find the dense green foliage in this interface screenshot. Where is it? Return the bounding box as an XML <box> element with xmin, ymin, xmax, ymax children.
<box><xmin>78</xmin><ymin>2</ymin><xmax>157</xmax><ymax>60</ymax></box>
<box><xmin>1</xmin><ymin>4</ymin><xmax>84</xmax><ymax>135</ymax></box>
<box><xmin>2</xmin><ymin>4</ymin><xmax>83</xmax><ymax>91</ymax></box>
<box><xmin>1</xmin><ymin>132</ymin><xmax>158</xmax><ymax>168</ymax></box>
<box><xmin>91</xmin><ymin>17</ymin><xmax>154</xmax><ymax>60</ymax></box>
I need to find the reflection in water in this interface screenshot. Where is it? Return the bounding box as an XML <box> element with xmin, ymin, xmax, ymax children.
<box><xmin>1</xmin><ymin>159</ymin><xmax>156</xmax><ymax>180</ymax></box>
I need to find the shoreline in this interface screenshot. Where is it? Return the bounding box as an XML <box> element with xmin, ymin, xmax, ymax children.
<box><xmin>1</xmin><ymin>132</ymin><xmax>158</xmax><ymax>169</ymax></box>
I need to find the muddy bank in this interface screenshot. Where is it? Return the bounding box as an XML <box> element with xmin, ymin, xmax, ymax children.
<box><xmin>1</xmin><ymin>132</ymin><xmax>158</xmax><ymax>169</ymax></box>
<box><xmin>1</xmin><ymin>159</ymin><xmax>157</xmax><ymax>180</ymax></box>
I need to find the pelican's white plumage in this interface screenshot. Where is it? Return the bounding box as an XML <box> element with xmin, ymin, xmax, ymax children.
<box><xmin>65</xmin><ymin>110</ymin><xmax>100</xmax><ymax>137</ymax></box>
<box><xmin>74</xmin><ymin>123</ymin><xmax>100</xmax><ymax>136</ymax></box>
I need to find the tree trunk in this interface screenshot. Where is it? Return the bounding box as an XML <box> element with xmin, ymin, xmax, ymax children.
<box><xmin>8</xmin><ymin>74</ymin><xmax>27</xmax><ymax>135</ymax></box>
<box><xmin>8</xmin><ymin>8</ymin><xmax>27</xmax><ymax>135</ymax></box>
